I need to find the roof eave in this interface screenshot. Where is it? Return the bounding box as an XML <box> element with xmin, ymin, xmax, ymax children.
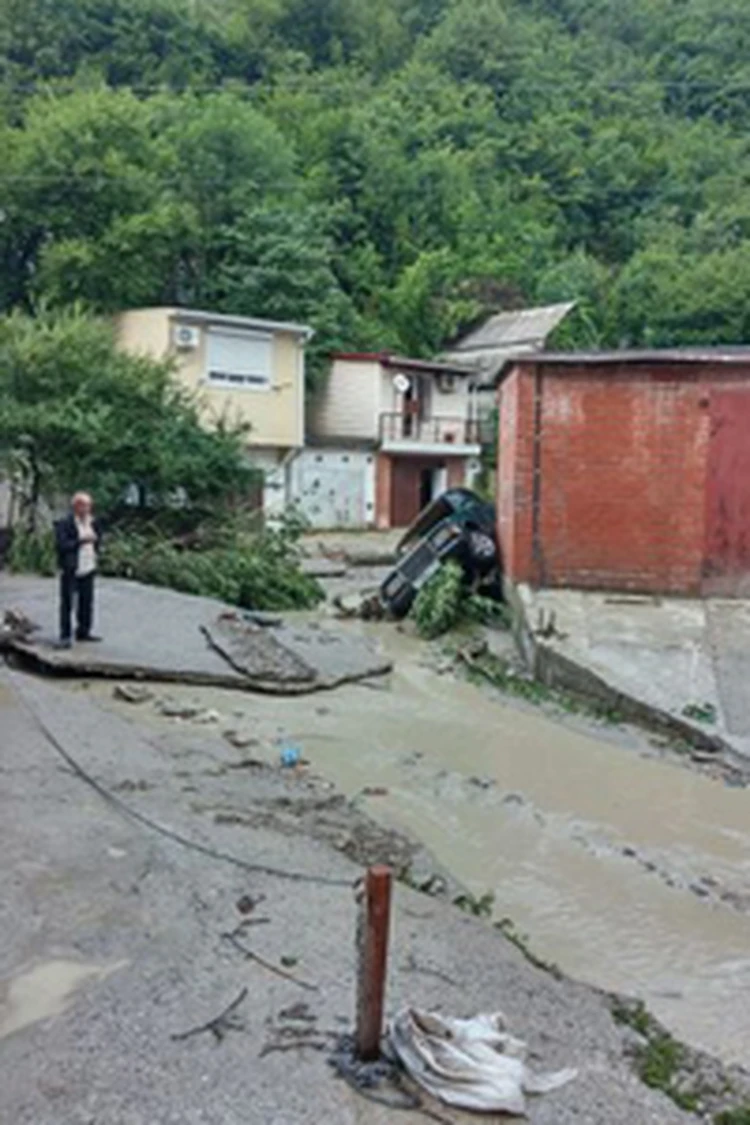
<box><xmin>167</xmin><ymin>307</ymin><xmax>315</xmax><ymax>341</ymax></box>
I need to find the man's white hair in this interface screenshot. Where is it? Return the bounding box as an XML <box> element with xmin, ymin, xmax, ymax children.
<box><xmin>72</xmin><ymin>491</ymin><xmax>92</xmax><ymax>506</ymax></box>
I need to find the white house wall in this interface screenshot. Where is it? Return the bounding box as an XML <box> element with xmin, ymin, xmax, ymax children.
<box><xmin>247</xmin><ymin>448</ymin><xmax>289</xmax><ymax>519</ymax></box>
<box><xmin>290</xmin><ymin>448</ymin><xmax>375</xmax><ymax>529</ymax></box>
<box><xmin>378</xmin><ymin>368</ymin><xmax>473</xmax><ymax>421</ymax></box>
<box><xmin>309</xmin><ymin>359</ymin><xmax>381</xmax><ymax>442</ymax></box>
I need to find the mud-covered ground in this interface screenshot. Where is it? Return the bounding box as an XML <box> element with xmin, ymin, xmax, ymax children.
<box><xmin>5</xmin><ymin>560</ymin><xmax>750</xmax><ymax>1123</ymax></box>
<box><xmin>5</xmin><ymin>659</ymin><xmax>750</xmax><ymax>1124</ymax></box>
<box><xmin>3</xmin><ymin>647</ymin><xmax>750</xmax><ymax>1125</ymax></box>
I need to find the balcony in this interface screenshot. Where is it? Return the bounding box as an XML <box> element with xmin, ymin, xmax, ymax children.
<box><xmin>379</xmin><ymin>412</ymin><xmax>481</xmax><ymax>454</ymax></box>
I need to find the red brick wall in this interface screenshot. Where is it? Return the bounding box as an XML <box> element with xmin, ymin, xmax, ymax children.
<box><xmin>498</xmin><ymin>361</ymin><xmax>750</xmax><ymax>595</ymax></box>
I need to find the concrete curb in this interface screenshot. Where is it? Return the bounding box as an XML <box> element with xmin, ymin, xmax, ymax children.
<box><xmin>504</xmin><ymin>578</ymin><xmax>745</xmax><ymax>767</ymax></box>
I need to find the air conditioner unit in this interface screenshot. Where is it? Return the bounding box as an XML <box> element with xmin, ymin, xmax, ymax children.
<box><xmin>173</xmin><ymin>323</ymin><xmax>200</xmax><ymax>350</ymax></box>
<box><xmin>437</xmin><ymin>372</ymin><xmax>458</xmax><ymax>394</ymax></box>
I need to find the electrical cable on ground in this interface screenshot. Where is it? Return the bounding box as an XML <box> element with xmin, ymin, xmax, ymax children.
<box><xmin>13</xmin><ymin>675</ymin><xmax>353</xmax><ymax>889</ymax></box>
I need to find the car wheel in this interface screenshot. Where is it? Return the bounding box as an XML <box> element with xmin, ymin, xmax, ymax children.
<box><xmin>467</xmin><ymin>530</ymin><xmax>496</xmax><ymax>564</ymax></box>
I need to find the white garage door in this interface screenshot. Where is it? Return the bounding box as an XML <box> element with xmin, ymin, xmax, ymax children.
<box><xmin>291</xmin><ymin>449</ymin><xmax>374</xmax><ymax>529</ymax></box>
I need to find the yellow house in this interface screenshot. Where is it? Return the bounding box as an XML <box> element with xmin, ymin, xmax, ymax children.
<box><xmin>114</xmin><ymin>306</ymin><xmax>313</xmax><ymax>514</ymax></box>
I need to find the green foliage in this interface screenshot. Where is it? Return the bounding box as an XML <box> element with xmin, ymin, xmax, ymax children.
<box><xmin>410</xmin><ymin>561</ymin><xmax>465</xmax><ymax>639</ymax></box>
<box><xmin>682</xmin><ymin>701</ymin><xmax>718</xmax><ymax>724</ymax></box>
<box><xmin>101</xmin><ymin>522</ymin><xmax>324</xmax><ymax>611</ymax></box>
<box><xmin>6</xmin><ymin>526</ymin><xmax>55</xmax><ymax>575</ymax></box>
<box><xmin>715</xmin><ymin>1110</ymin><xmax>750</xmax><ymax>1125</ymax></box>
<box><xmin>453</xmin><ymin>890</ymin><xmax>495</xmax><ymax>918</ymax></box>
<box><xmin>494</xmin><ymin>917</ymin><xmax>563</xmax><ymax>978</ymax></box>
<box><xmin>4</xmin><ymin>0</ymin><xmax>750</xmax><ymax>362</ymax></box>
<box><xmin>410</xmin><ymin>561</ymin><xmax>507</xmax><ymax>638</ymax></box>
<box><xmin>464</xmin><ymin>648</ymin><xmax>624</xmax><ymax>724</ymax></box>
<box><xmin>0</xmin><ymin>306</ymin><xmax>252</xmax><ymax>530</ymax></box>
<box><xmin>610</xmin><ymin>997</ymin><xmax>701</xmax><ymax>1113</ymax></box>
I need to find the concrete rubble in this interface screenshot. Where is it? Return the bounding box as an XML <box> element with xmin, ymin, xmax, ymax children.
<box><xmin>0</xmin><ymin>575</ymin><xmax>391</xmax><ymax>693</ymax></box>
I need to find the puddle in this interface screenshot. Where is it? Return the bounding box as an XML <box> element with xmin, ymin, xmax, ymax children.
<box><xmin>96</xmin><ymin>624</ymin><xmax>750</xmax><ymax>1066</ymax></box>
<box><xmin>0</xmin><ymin>959</ymin><xmax>125</xmax><ymax>1039</ymax></box>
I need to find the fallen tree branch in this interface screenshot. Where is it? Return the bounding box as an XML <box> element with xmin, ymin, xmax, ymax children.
<box><xmin>259</xmin><ymin>1038</ymin><xmax>329</xmax><ymax>1058</ymax></box>
<box><xmin>221</xmin><ymin>931</ymin><xmax>318</xmax><ymax>992</ymax></box>
<box><xmin>171</xmin><ymin>987</ymin><xmax>248</xmax><ymax>1043</ymax></box>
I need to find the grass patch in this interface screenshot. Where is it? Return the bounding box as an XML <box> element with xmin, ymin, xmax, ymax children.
<box><xmin>682</xmin><ymin>701</ymin><xmax>718</xmax><ymax>725</ymax></box>
<box><xmin>494</xmin><ymin>917</ymin><xmax>563</xmax><ymax>979</ymax></box>
<box><xmin>715</xmin><ymin>1110</ymin><xmax>750</xmax><ymax>1124</ymax></box>
<box><xmin>611</xmin><ymin>998</ymin><xmax>700</xmax><ymax>1112</ymax></box>
<box><xmin>462</xmin><ymin>648</ymin><xmax>624</xmax><ymax>725</ymax></box>
<box><xmin>453</xmin><ymin>890</ymin><xmax>495</xmax><ymax>918</ymax></box>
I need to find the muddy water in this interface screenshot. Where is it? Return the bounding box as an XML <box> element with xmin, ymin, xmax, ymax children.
<box><xmin>100</xmin><ymin>625</ymin><xmax>750</xmax><ymax>1065</ymax></box>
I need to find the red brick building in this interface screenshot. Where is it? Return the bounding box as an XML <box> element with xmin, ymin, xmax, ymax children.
<box><xmin>497</xmin><ymin>351</ymin><xmax>750</xmax><ymax>597</ymax></box>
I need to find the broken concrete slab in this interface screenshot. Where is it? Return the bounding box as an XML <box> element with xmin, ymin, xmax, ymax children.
<box><xmin>513</xmin><ymin>586</ymin><xmax>750</xmax><ymax>764</ymax></box>
<box><xmin>0</xmin><ymin>574</ymin><xmax>391</xmax><ymax>695</ymax></box>
<box><xmin>0</xmin><ymin>605</ymin><xmax>40</xmax><ymax>648</ymax></box>
<box><xmin>203</xmin><ymin>614</ymin><xmax>391</xmax><ymax>691</ymax></box>
<box><xmin>203</xmin><ymin>615</ymin><xmax>317</xmax><ymax>684</ymax></box>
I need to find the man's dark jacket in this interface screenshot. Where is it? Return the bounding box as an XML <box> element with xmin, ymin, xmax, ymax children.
<box><xmin>54</xmin><ymin>513</ymin><xmax>103</xmax><ymax>575</ymax></box>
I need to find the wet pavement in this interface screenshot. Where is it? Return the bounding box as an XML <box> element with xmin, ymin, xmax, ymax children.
<box><xmin>93</xmin><ymin>622</ymin><xmax>750</xmax><ymax>1067</ymax></box>
<box><xmin>524</xmin><ymin>587</ymin><xmax>750</xmax><ymax>759</ymax></box>
<box><xmin>0</xmin><ymin>665</ymin><xmax>702</xmax><ymax>1125</ymax></box>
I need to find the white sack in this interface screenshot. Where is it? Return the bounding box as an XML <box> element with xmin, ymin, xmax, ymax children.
<box><xmin>390</xmin><ymin>1008</ymin><xmax>577</xmax><ymax>1117</ymax></box>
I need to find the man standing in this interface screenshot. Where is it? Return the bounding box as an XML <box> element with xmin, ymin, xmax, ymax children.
<box><xmin>54</xmin><ymin>492</ymin><xmax>103</xmax><ymax>649</ymax></box>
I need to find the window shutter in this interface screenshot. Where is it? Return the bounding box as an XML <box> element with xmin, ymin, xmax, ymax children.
<box><xmin>207</xmin><ymin>328</ymin><xmax>272</xmax><ymax>387</ymax></box>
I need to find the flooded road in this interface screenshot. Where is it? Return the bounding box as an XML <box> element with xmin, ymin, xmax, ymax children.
<box><xmin>97</xmin><ymin>624</ymin><xmax>750</xmax><ymax>1066</ymax></box>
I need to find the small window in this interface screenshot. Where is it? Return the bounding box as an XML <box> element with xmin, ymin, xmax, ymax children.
<box><xmin>206</xmin><ymin>327</ymin><xmax>272</xmax><ymax>390</ymax></box>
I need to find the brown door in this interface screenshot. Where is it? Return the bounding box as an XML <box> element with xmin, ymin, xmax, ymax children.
<box><xmin>391</xmin><ymin>459</ymin><xmax>422</xmax><ymax>527</ymax></box>
<box><xmin>704</xmin><ymin>390</ymin><xmax>750</xmax><ymax>596</ymax></box>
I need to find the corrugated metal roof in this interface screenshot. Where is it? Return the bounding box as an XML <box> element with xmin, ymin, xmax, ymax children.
<box><xmin>440</xmin><ymin>303</ymin><xmax>576</xmax><ymax>386</ymax></box>
<box><xmin>498</xmin><ymin>347</ymin><xmax>750</xmax><ymax>381</ymax></box>
<box><xmin>446</xmin><ymin>302</ymin><xmax>576</xmax><ymax>354</ymax></box>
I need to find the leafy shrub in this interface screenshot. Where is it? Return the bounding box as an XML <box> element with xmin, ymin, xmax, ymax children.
<box><xmin>410</xmin><ymin>561</ymin><xmax>508</xmax><ymax>639</ymax></box>
<box><xmin>101</xmin><ymin>519</ymin><xmax>323</xmax><ymax>612</ymax></box>
<box><xmin>6</xmin><ymin>527</ymin><xmax>56</xmax><ymax>576</ymax></box>
<box><xmin>411</xmin><ymin>560</ymin><xmax>465</xmax><ymax>639</ymax></box>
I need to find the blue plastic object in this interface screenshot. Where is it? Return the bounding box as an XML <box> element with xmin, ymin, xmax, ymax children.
<box><xmin>280</xmin><ymin>744</ymin><xmax>301</xmax><ymax>768</ymax></box>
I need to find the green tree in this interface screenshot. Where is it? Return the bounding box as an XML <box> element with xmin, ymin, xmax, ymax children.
<box><xmin>0</xmin><ymin>306</ymin><xmax>252</xmax><ymax>530</ymax></box>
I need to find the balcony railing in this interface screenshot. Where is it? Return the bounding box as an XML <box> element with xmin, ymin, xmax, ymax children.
<box><xmin>379</xmin><ymin>412</ymin><xmax>481</xmax><ymax>446</ymax></box>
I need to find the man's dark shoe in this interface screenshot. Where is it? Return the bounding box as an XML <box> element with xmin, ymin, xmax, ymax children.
<box><xmin>77</xmin><ymin>634</ymin><xmax>103</xmax><ymax>642</ymax></box>
<box><xmin>54</xmin><ymin>638</ymin><xmax>73</xmax><ymax>650</ymax></box>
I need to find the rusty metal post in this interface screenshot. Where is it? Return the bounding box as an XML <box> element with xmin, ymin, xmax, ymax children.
<box><xmin>355</xmin><ymin>864</ymin><xmax>392</xmax><ymax>1061</ymax></box>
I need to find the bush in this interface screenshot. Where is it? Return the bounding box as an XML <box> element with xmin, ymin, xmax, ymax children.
<box><xmin>6</xmin><ymin>527</ymin><xmax>56</xmax><ymax>576</ymax></box>
<box><xmin>411</xmin><ymin>561</ymin><xmax>465</xmax><ymax>639</ymax></box>
<box><xmin>410</xmin><ymin>560</ymin><xmax>509</xmax><ymax>639</ymax></box>
<box><xmin>101</xmin><ymin>520</ymin><xmax>323</xmax><ymax>612</ymax></box>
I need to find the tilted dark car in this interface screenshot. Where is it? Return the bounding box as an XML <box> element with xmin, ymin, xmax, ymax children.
<box><xmin>379</xmin><ymin>488</ymin><xmax>503</xmax><ymax>618</ymax></box>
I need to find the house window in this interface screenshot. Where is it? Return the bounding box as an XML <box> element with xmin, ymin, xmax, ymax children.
<box><xmin>206</xmin><ymin>327</ymin><xmax>272</xmax><ymax>389</ymax></box>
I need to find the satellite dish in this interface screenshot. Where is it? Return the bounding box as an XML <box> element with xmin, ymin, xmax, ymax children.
<box><xmin>393</xmin><ymin>373</ymin><xmax>411</xmax><ymax>394</ymax></box>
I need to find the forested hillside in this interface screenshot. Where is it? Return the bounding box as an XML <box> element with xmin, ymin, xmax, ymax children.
<box><xmin>3</xmin><ymin>0</ymin><xmax>750</xmax><ymax>379</ymax></box>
